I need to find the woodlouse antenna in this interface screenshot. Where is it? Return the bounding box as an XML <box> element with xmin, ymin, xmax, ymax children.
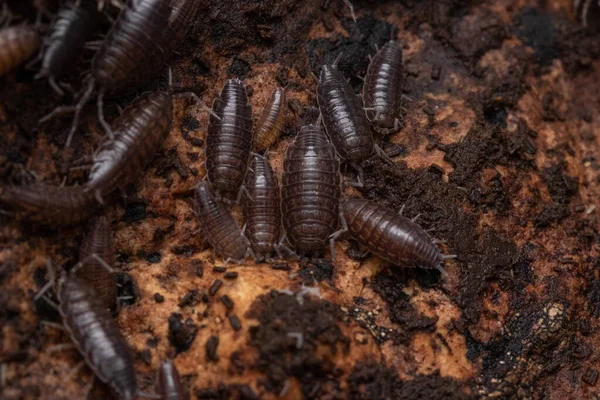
<box><xmin>34</xmin><ymin>260</ymin><xmax>57</xmax><ymax>302</ymax></box>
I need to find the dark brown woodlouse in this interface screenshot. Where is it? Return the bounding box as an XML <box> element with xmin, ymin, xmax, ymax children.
<box><xmin>205</xmin><ymin>79</ymin><xmax>253</xmax><ymax>201</ymax></box>
<box><xmin>194</xmin><ymin>181</ymin><xmax>250</xmax><ymax>264</ymax></box>
<box><xmin>77</xmin><ymin>215</ymin><xmax>117</xmax><ymax>312</ymax></box>
<box><xmin>317</xmin><ymin>57</ymin><xmax>375</xmax><ymax>173</ymax></box>
<box><xmin>0</xmin><ymin>25</ymin><xmax>40</xmax><ymax>77</ymax></box>
<box><xmin>254</xmin><ymin>86</ymin><xmax>286</xmax><ymax>152</ymax></box>
<box><xmin>54</xmin><ymin>271</ymin><xmax>138</xmax><ymax>399</ymax></box>
<box><xmin>0</xmin><ymin>184</ymin><xmax>99</xmax><ymax>226</ymax></box>
<box><xmin>86</xmin><ymin>90</ymin><xmax>173</xmax><ymax>201</ymax></box>
<box><xmin>281</xmin><ymin>125</ymin><xmax>341</xmax><ymax>259</ymax></box>
<box><xmin>341</xmin><ymin>198</ymin><xmax>453</xmax><ymax>274</ymax></box>
<box><xmin>242</xmin><ymin>154</ymin><xmax>281</xmax><ymax>261</ymax></box>
<box><xmin>157</xmin><ymin>360</ymin><xmax>189</xmax><ymax>400</ymax></box>
<box><xmin>35</xmin><ymin>2</ymin><xmax>100</xmax><ymax>95</ymax></box>
<box><xmin>363</xmin><ymin>40</ymin><xmax>404</xmax><ymax>135</ymax></box>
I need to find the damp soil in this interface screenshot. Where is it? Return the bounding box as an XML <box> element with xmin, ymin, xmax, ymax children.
<box><xmin>1</xmin><ymin>0</ymin><xmax>600</xmax><ymax>399</ymax></box>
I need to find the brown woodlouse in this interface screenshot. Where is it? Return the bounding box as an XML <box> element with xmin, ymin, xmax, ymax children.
<box><xmin>242</xmin><ymin>154</ymin><xmax>281</xmax><ymax>261</ymax></box>
<box><xmin>317</xmin><ymin>56</ymin><xmax>375</xmax><ymax>178</ymax></box>
<box><xmin>77</xmin><ymin>215</ymin><xmax>117</xmax><ymax>312</ymax></box>
<box><xmin>157</xmin><ymin>360</ymin><xmax>189</xmax><ymax>400</ymax></box>
<box><xmin>340</xmin><ymin>198</ymin><xmax>454</xmax><ymax>274</ymax></box>
<box><xmin>363</xmin><ymin>40</ymin><xmax>404</xmax><ymax>135</ymax></box>
<box><xmin>36</xmin><ymin>264</ymin><xmax>139</xmax><ymax>399</ymax></box>
<box><xmin>86</xmin><ymin>90</ymin><xmax>173</xmax><ymax>201</ymax></box>
<box><xmin>281</xmin><ymin>125</ymin><xmax>341</xmax><ymax>259</ymax></box>
<box><xmin>0</xmin><ymin>25</ymin><xmax>40</xmax><ymax>77</ymax></box>
<box><xmin>205</xmin><ymin>79</ymin><xmax>253</xmax><ymax>201</ymax></box>
<box><xmin>254</xmin><ymin>86</ymin><xmax>286</xmax><ymax>152</ymax></box>
<box><xmin>35</xmin><ymin>2</ymin><xmax>100</xmax><ymax>95</ymax></box>
<box><xmin>194</xmin><ymin>181</ymin><xmax>250</xmax><ymax>264</ymax></box>
<box><xmin>0</xmin><ymin>184</ymin><xmax>99</xmax><ymax>226</ymax></box>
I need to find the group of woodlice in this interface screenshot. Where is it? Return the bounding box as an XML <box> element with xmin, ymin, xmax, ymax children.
<box><xmin>0</xmin><ymin>0</ymin><xmax>456</xmax><ymax>398</ymax></box>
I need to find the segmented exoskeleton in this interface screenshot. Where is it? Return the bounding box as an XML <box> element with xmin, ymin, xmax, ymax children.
<box><xmin>341</xmin><ymin>198</ymin><xmax>454</xmax><ymax>274</ymax></box>
<box><xmin>281</xmin><ymin>125</ymin><xmax>341</xmax><ymax>259</ymax></box>
<box><xmin>254</xmin><ymin>87</ymin><xmax>286</xmax><ymax>152</ymax></box>
<box><xmin>242</xmin><ymin>154</ymin><xmax>280</xmax><ymax>261</ymax></box>
<box><xmin>194</xmin><ymin>181</ymin><xmax>250</xmax><ymax>264</ymax></box>
<box><xmin>205</xmin><ymin>79</ymin><xmax>253</xmax><ymax>202</ymax></box>
<box><xmin>363</xmin><ymin>40</ymin><xmax>404</xmax><ymax>135</ymax></box>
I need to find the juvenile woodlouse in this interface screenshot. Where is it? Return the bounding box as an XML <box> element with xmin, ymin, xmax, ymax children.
<box><xmin>205</xmin><ymin>79</ymin><xmax>253</xmax><ymax>201</ymax></box>
<box><xmin>0</xmin><ymin>25</ymin><xmax>40</xmax><ymax>77</ymax></box>
<box><xmin>254</xmin><ymin>86</ymin><xmax>286</xmax><ymax>152</ymax></box>
<box><xmin>317</xmin><ymin>56</ymin><xmax>375</xmax><ymax>175</ymax></box>
<box><xmin>77</xmin><ymin>215</ymin><xmax>117</xmax><ymax>312</ymax></box>
<box><xmin>363</xmin><ymin>40</ymin><xmax>404</xmax><ymax>134</ymax></box>
<box><xmin>281</xmin><ymin>125</ymin><xmax>341</xmax><ymax>259</ymax></box>
<box><xmin>194</xmin><ymin>181</ymin><xmax>250</xmax><ymax>264</ymax></box>
<box><xmin>41</xmin><ymin>267</ymin><xmax>138</xmax><ymax>399</ymax></box>
<box><xmin>242</xmin><ymin>154</ymin><xmax>281</xmax><ymax>261</ymax></box>
<box><xmin>35</xmin><ymin>2</ymin><xmax>100</xmax><ymax>95</ymax></box>
<box><xmin>157</xmin><ymin>360</ymin><xmax>189</xmax><ymax>400</ymax></box>
<box><xmin>86</xmin><ymin>90</ymin><xmax>173</xmax><ymax>201</ymax></box>
<box><xmin>341</xmin><ymin>198</ymin><xmax>453</xmax><ymax>274</ymax></box>
<box><xmin>0</xmin><ymin>184</ymin><xmax>99</xmax><ymax>226</ymax></box>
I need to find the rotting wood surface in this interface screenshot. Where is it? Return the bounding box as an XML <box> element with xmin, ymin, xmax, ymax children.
<box><xmin>1</xmin><ymin>0</ymin><xmax>599</xmax><ymax>399</ymax></box>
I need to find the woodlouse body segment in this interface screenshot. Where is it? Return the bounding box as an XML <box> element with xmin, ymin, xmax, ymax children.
<box><xmin>206</xmin><ymin>79</ymin><xmax>253</xmax><ymax>199</ymax></box>
<box><xmin>254</xmin><ymin>87</ymin><xmax>286</xmax><ymax>151</ymax></box>
<box><xmin>38</xmin><ymin>2</ymin><xmax>99</xmax><ymax>90</ymax></box>
<box><xmin>281</xmin><ymin>125</ymin><xmax>341</xmax><ymax>257</ymax></box>
<box><xmin>87</xmin><ymin>91</ymin><xmax>173</xmax><ymax>199</ymax></box>
<box><xmin>0</xmin><ymin>184</ymin><xmax>98</xmax><ymax>225</ymax></box>
<box><xmin>77</xmin><ymin>215</ymin><xmax>117</xmax><ymax>312</ymax></box>
<box><xmin>341</xmin><ymin>198</ymin><xmax>443</xmax><ymax>270</ymax></box>
<box><xmin>57</xmin><ymin>275</ymin><xmax>137</xmax><ymax>400</ymax></box>
<box><xmin>317</xmin><ymin>64</ymin><xmax>374</xmax><ymax>164</ymax></box>
<box><xmin>91</xmin><ymin>0</ymin><xmax>173</xmax><ymax>92</ymax></box>
<box><xmin>242</xmin><ymin>154</ymin><xmax>281</xmax><ymax>261</ymax></box>
<box><xmin>194</xmin><ymin>181</ymin><xmax>249</xmax><ymax>263</ymax></box>
<box><xmin>164</xmin><ymin>0</ymin><xmax>200</xmax><ymax>48</ymax></box>
<box><xmin>158</xmin><ymin>360</ymin><xmax>189</xmax><ymax>400</ymax></box>
<box><xmin>0</xmin><ymin>25</ymin><xmax>40</xmax><ymax>77</ymax></box>
<box><xmin>363</xmin><ymin>40</ymin><xmax>404</xmax><ymax>134</ymax></box>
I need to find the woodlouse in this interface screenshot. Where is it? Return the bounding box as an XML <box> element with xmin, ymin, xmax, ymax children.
<box><xmin>205</xmin><ymin>79</ymin><xmax>253</xmax><ymax>201</ymax></box>
<box><xmin>317</xmin><ymin>57</ymin><xmax>374</xmax><ymax>169</ymax></box>
<box><xmin>157</xmin><ymin>360</ymin><xmax>189</xmax><ymax>400</ymax></box>
<box><xmin>254</xmin><ymin>87</ymin><xmax>286</xmax><ymax>152</ymax></box>
<box><xmin>86</xmin><ymin>90</ymin><xmax>173</xmax><ymax>201</ymax></box>
<box><xmin>47</xmin><ymin>268</ymin><xmax>138</xmax><ymax>399</ymax></box>
<box><xmin>242</xmin><ymin>154</ymin><xmax>281</xmax><ymax>261</ymax></box>
<box><xmin>0</xmin><ymin>184</ymin><xmax>99</xmax><ymax>226</ymax></box>
<box><xmin>35</xmin><ymin>2</ymin><xmax>100</xmax><ymax>95</ymax></box>
<box><xmin>281</xmin><ymin>125</ymin><xmax>341</xmax><ymax>258</ymax></box>
<box><xmin>194</xmin><ymin>181</ymin><xmax>249</xmax><ymax>264</ymax></box>
<box><xmin>363</xmin><ymin>40</ymin><xmax>404</xmax><ymax>134</ymax></box>
<box><xmin>77</xmin><ymin>215</ymin><xmax>117</xmax><ymax>312</ymax></box>
<box><xmin>341</xmin><ymin>198</ymin><xmax>453</xmax><ymax>273</ymax></box>
<box><xmin>0</xmin><ymin>25</ymin><xmax>40</xmax><ymax>77</ymax></box>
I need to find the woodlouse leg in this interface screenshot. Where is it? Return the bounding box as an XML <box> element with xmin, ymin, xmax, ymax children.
<box><xmin>236</xmin><ymin>185</ymin><xmax>252</xmax><ymax>204</ymax></box>
<box><xmin>48</xmin><ymin>77</ymin><xmax>65</xmax><ymax>97</ymax></box>
<box><xmin>40</xmin><ymin>321</ymin><xmax>66</xmax><ymax>331</ymax></box>
<box><xmin>374</xmin><ymin>144</ymin><xmax>394</xmax><ymax>165</ymax></box>
<box><xmin>332</xmin><ymin>51</ymin><xmax>344</xmax><ymax>68</ymax></box>
<box><xmin>435</xmin><ymin>264</ymin><xmax>449</xmax><ymax>277</ymax></box>
<box><xmin>411</xmin><ymin>213</ymin><xmax>421</xmax><ymax>222</ymax></box>
<box><xmin>34</xmin><ymin>262</ymin><xmax>56</xmax><ymax>302</ymax></box>
<box><xmin>47</xmin><ymin>343</ymin><xmax>76</xmax><ymax>353</ymax></box>
<box><xmin>341</xmin><ymin>0</ymin><xmax>357</xmax><ymax>22</ymax></box>
<box><xmin>137</xmin><ymin>391</ymin><xmax>162</xmax><ymax>399</ymax></box>
<box><xmin>66</xmin><ymin>360</ymin><xmax>86</xmax><ymax>379</ymax></box>
<box><xmin>443</xmin><ymin>254</ymin><xmax>457</xmax><ymax>260</ymax></box>
<box><xmin>329</xmin><ymin>237</ymin><xmax>336</xmax><ymax>262</ymax></box>
<box><xmin>276</xmin><ymin>234</ymin><xmax>297</xmax><ymax>259</ymax></box>
<box><xmin>97</xmin><ymin>91</ymin><xmax>114</xmax><ymax>140</ymax></box>
<box><xmin>173</xmin><ymin>92</ymin><xmax>221</xmax><ymax>121</ymax></box>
